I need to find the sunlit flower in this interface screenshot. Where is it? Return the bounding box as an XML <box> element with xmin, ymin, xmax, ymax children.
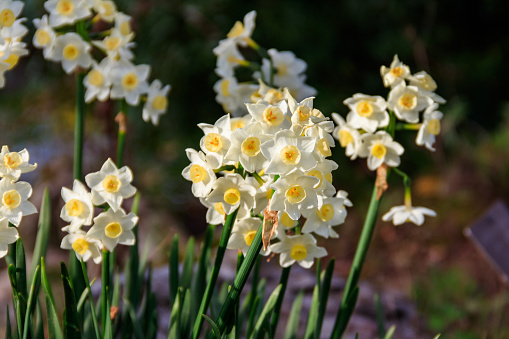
<box><xmin>44</xmin><ymin>0</ymin><xmax>92</xmax><ymax>28</ymax></box>
<box><xmin>0</xmin><ymin>145</ymin><xmax>37</xmax><ymax>181</ymax></box>
<box><xmin>416</xmin><ymin>103</ymin><xmax>443</xmax><ymax>151</ymax></box>
<box><xmin>380</xmin><ymin>54</ymin><xmax>410</xmax><ymax>88</ymax></box>
<box><xmin>84</xmin><ymin>158</ymin><xmax>136</xmax><ymax>211</ymax></box>
<box><xmin>382</xmin><ymin>205</ymin><xmax>436</xmax><ymax>226</ymax></box>
<box><xmin>0</xmin><ymin>178</ymin><xmax>37</xmax><ymax>226</ymax></box>
<box><xmin>222</xmin><ymin>10</ymin><xmax>256</xmax><ymax>47</ymax></box>
<box><xmin>270</xmin><ymin>234</ymin><xmax>327</xmax><ymax>268</ymax></box>
<box><xmin>182</xmin><ymin>148</ymin><xmax>216</xmax><ymax>198</ymax></box>
<box><xmin>224</xmin><ymin>122</ymin><xmax>270</xmax><ymax>173</ymax></box>
<box><xmin>0</xmin><ymin>0</ymin><xmax>23</xmax><ymax>28</ymax></box>
<box><xmin>331</xmin><ymin>113</ymin><xmax>361</xmax><ymax>160</ymax></box>
<box><xmin>50</xmin><ymin>32</ymin><xmax>92</xmax><ymax>74</ymax></box>
<box><xmin>61</xmin><ymin>230</ymin><xmax>102</xmax><ymax>263</ymax></box>
<box><xmin>199</xmin><ymin>196</ymin><xmax>248</xmax><ymax>225</ymax></box>
<box><xmin>92</xmin><ymin>27</ymin><xmax>134</xmax><ymax>60</ymax></box>
<box><xmin>301</xmin><ymin>195</ymin><xmax>348</xmax><ymax>238</ymax></box>
<box><xmin>408</xmin><ymin>71</ymin><xmax>446</xmax><ymax>104</ymax></box>
<box><xmin>246</xmin><ymin>100</ymin><xmax>291</xmax><ymax>135</ymax></box>
<box><xmin>205</xmin><ymin>173</ymin><xmax>256</xmax><ymax>215</ymax></box>
<box><xmin>245</xmin><ymin>175</ymin><xmax>272</xmax><ymax>215</ymax></box>
<box><xmin>109</xmin><ymin>59</ymin><xmax>150</xmax><ymax>105</ymax></box>
<box><xmin>387</xmin><ymin>82</ymin><xmax>432</xmax><ymax>123</ymax></box>
<box><xmin>0</xmin><ymin>217</ymin><xmax>18</xmax><ymax>258</ymax></box>
<box><xmin>142</xmin><ymin>79</ymin><xmax>170</xmax><ymax>125</ymax></box>
<box><xmin>305</xmin><ymin>159</ymin><xmax>337</xmax><ymax>197</ymax></box>
<box><xmin>87</xmin><ymin>208</ymin><xmax>138</xmax><ymax>251</ymax></box>
<box><xmin>344</xmin><ymin>94</ymin><xmax>389</xmax><ymax>133</ymax></box>
<box><xmin>84</xmin><ymin>58</ymin><xmax>112</xmax><ymax>102</ymax></box>
<box><xmin>227</xmin><ymin>217</ymin><xmax>270</xmax><ymax>256</ymax></box>
<box><xmin>92</xmin><ymin>0</ymin><xmax>117</xmax><ymax>22</ymax></box>
<box><xmin>32</xmin><ymin>15</ymin><xmax>56</xmax><ymax>58</ymax></box>
<box><xmin>60</xmin><ymin>179</ymin><xmax>93</xmax><ymax>232</ymax></box>
<box><xmin>230</xmin><ymin>114</ymin><xmax>253</xmax><ymax>131</ymax></box>
<box><xmin>114</xmin><ymin>12</ymin><xmax>133</xmax><ymax>39</ymax></box>
<box><xmin>358</xmin><ymin>131</ymin><xmax>404</xmax><ymax>171</ymax></box>
<box><xmin>198</xmin><ymin>114</ymin><xmax>233</xmax><ymax>169</ymax></box>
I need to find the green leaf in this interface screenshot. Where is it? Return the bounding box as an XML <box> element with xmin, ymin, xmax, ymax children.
<box><xmin>374</xmin><ymin>294</ymin><xmax>386</xmax><ymax>338</ymax></box>
<box><xmin>16</xmin><ymin>239</ymin><xmax>28</xmax><ymax>329</ymax></box>
<box><xmin>23</xmin><ymin>265</ymin><xmax>41</xmax><ymax>339</ymax></box>
<box><xmin>315</xmin><ymin>259</ymin><xmax>335</xmax><ymax>339</ymax></box>
<box><xmin>30</xmin><ymin>188</ymin><xmax>51</xmax><ymax>284</ymax></box>
<box><xmin>180</xmin><ymin>237</ymin><xmax>195</xmax><ymax>290</ymax></box>
<box><xmin>303</xmin><ymin>284</ymin><xmax>320</xmax><ymax>339</ymax></box>
<box><xmin>250</xmin><ymin>284</ymin><xmax>282</xmax><ymax>339</ymax></box>
<box><xmin>284</xmin><ymin>291</ymin><xmax>303</xmax><ymax>339</ymax></box>
<box><xmin>41</xmin><ymin>258</ymin><xmax>63</xmax><ymax>339</ymax></box>
<box><xmin>35</xmin><ymin>299</ymin><xmax>44</xmax><ymax>339</ymax></box>
<box><xmin>7</xmin><ymin>264</ymin><xmax>20</xmax><ymax>338</ymax></box>
<box><xmin>77</xmin><ymin>278</ymin><xmax>95</xmax><ymax>313</ymax></box>
<box><xmin>6</xmin><ymin>304</ymin><xmax>12</xmax><ymax>339</ymax></box>
<box><xmin>382</xmin><ymin>325</ymin><xmax>396</xmax><ymax>339</ymax></box>
<box><xmin>123</xmin><ymin>298</ymin><xmax>144</xmax><ymax>339</ymax></box>
<box><xmin>168</xmin><ymin>288</ymin><xmax>183</xmax><ymax>339</ymax></box>
<box><xmin>181</xmin><ymin>289</ymin><xmax>192</xmax><ymax>338</ymax></box>
<box><xmin>202</xmin><ymin>314</ymin><xmax>221</xmax><ymax>339</ymax></box>
<box><xmin>104</xmin><ymin>298</ymin><xmax>112</xmax><ymax>339</ymax></box>
<box><xmin>269</xmin><ymin>266</ymin><xmax>291</xmax><ymax>338</ymax></box>
<box><xmin>169</xmin><ymin>234</ymin><xmax>179</xmax><ymax>308</ymax></box>
<box><xmin>246</xmin><ymin>296</ymin><xmax>260</xmax><ymax>337</ymax></box>
<box><xmin>61</xmin><ymin>262</ymin><xmax>81</xmax><ymax>339</ymax></box>
<box><xmin>192</xmin><ymin>225</ymin><xmax>214</xmax><ymax>321</ymax></box>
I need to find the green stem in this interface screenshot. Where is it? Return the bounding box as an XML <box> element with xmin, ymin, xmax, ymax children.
<box><xmin>208</xmin><ymin>222</ymin><xmax>263</xmax><ymax>338</ymax></box>
<box><xmin>81</xmin><ymin>260</ymin><xmax>101</xmax><ymax>339</ymax></box>
<box><xmin>214</xmin><ymin>165</ymin><xmax>236</xmax><ymax>173</ymax></box>
<box><xmin>269</xmin><ymin>266</ymin><xmax>290</xmax><ymax>338</ymax></box>
<box><xmin>330</xmin><ymin>183</ymin><xmax>383</xmax><ymax>338</ymax></box>
<box><xmin>102</xmin><ymin>249</ymin><xmax>110</xmax><ymax>334</ymax></box>
<box><xmin>116</xmin><ymin>101</ymin><xmax>127</xmax><ymax>167</ymax></box>
<box><xmin>191</xmin><ymin>209</ymin><xmax>239</xmax><ymax>339</ymax></box>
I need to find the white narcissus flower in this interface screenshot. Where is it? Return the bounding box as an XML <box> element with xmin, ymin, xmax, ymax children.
<box><xmin>84</xmin><ymin>58</ymin><xmax>112</xmax><ymax>103</ymax></box>
<box><xmin>84</xmin><ymin>158</ymin><xmax>136</xmax><ymax>211</ymax></box>
<box><xmin>205</xmin><ymin>173</ymin><xmax>256</xmax><ymax>215</ymax></box>
<box><xmin>230</xmin><ymin>114</ymin><xmax>253</xmax><ymax>131</ymax></box>
<box><xmin>87</xmin><ymin>208</ymin><xmax>138</xmax><ymax>251</ymax></box>
<box><xmin>0</xmin><ymin>0</ymin><xmax>23</xmax><ymax>28</ymax></box>
<box><xmin>61</xmin><ymin>230</ymin><xmax>102</xmax><ymax>263</ymax></box>
<box><xmin>0</xmin><ymin>178</ymin><xmax>37</xmax><ymax>226</ymax></box>
<box><xmin>261</xmin><ymin>129</ymin><xmax>316</xmax><ymax>175</ymax></box>
<box><xmin>199</xmin><ymin>197</ymin><xmax>248</xmax><ymax>225</ymax></box>
<box><xmin>305</xmin><ymin>159</ymin><xmax>337</xmax><ymax>197</ymax></box>
<box><xmin>227</xmin><ymin>217</ymin><xmax>270</xmax><ymax>256</ymax></box>
<box><xmin>246</xmin><ymin>100</ymin><xmax>291</xmax><ymax>135</ymax></box>
<box><xmin>358</xmin><ymin>131</ymin><xmax>404</xmax><ymax>171</ymax></box>
<box><xmin>260</xmin><ymin>49</ymin><xmax>307</xmax><ymax>88</ymax></box>
<box><xmin>50</xmin><ymin>33</ymin><xmax>92</xmax><ymax>74</ymax></box>
<box><xmin>92</xmin><ymin>0</ymin><xmax>117</xmax><ymax>22</ymax></box>
<box><xmin>60</xmin><ymin>179</ymin><xmax>93</xmax><ymax>232</ymax></box>
<box><xmin>224</xmin><ymin>122</ymin><xmax>270</xmax><ymax>173</ymax></box>
<box><xmin>277</xmin><ymin>210</ymin><xmax>298</xmax><ymax>229</ymax></box>
<box><xmin>387</xmin><ymin>82</ymin><xmax>433</xmax><ymax>123</ymax></box>
<box><xmin>114</xmin><ymin>12</ymin><xmax>133</xmax><ymax>38</ymax></box>
<box><xmin>182</xmin><ymin>149</ymin><xmax>216</xmax><ymax>198</ymax></box>
<box><xmin>213</xmin><ymin>76</ymin><xmax>239</xmax><ymax>113</ymax></box>
<box><xmin>301</xmin><ymin>195</ymin><xmax>349</xmax><ymax>238</ymax></box>
<box><xmin>33</xmin><ymin>15</ymin><xmax>56</xmax><ymax>59</ymax></box>
<box><xmin>416</xmin><ymin>103</ymin><xmax>443</xmax><ymax>151</ymax></box>
<box><xmin>0</xmin><ymin>145</ymin><xmax>37</xmax><ymax>181</ymax></box>
<box><xmin>245</xmin><ymin>175</ymin><xmax>272</xmax><ymax>215</ymax></box>
<box><xmin>270</xmin><ymin>234</ymin><xmax>327</xmax><ymax>269</ymax></box>
<box><xmin>408</xmin><ymin>71</ymin><xmax>446</xmax><ymax>104</ymax></box>
<box><xmin>110</xmin><ymin>60</ymin><xmax>150</xmax><ymax>105</ymax></box>
<box><xmin>382</xmin><ymin>205</ymin><xmax>436</xmax><ymax>226</ymax></box>
<box><xmin>198</xmin><ymin>114</ymin><xmax>232</xmax><ymax>169</ymax></box>
<box><xmin>142</xmin><ymin>79</ymin><xmax>171</xmax><ymax>126</ymax></box>
<box><xmin>331</xmin><ymin>113</ymin><xmax>361</xmax><ymax>160</ymax></box>
<box><xmin>380</xmin><ymin>54</ymin><xmax>410</xmax><ymax>88</ymax></box>
<box><xmin>270</xmin><ymin>170</ymin><xmax>319</xmax><ymax>221</ymax></box>
<box><xmin>221</xmin><ymin>10</ymin><xmax>256</xmax><ymax>47</ymax></box>
<box><xmin>44</xmin><ymin>0</ymin><xmax>92</xmax><ymax>28</ymax></box>
<box><xmin>92</xmin><ymin>28</ymin><xmax>134</xmax><ymax>60</ymax></box>
<box><xmin>0</xmin><ymin>217</ymin><xmax>18</xmax><ymax>258</ymax></box>
<box><xmin>344</xmin><ymin>94</ymin><xmax>389</xmax><ymax>133</ymax></box>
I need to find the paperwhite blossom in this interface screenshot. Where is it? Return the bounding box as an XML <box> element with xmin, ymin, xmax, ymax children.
<box><xmin>205</xmin><ymin>173</ymin><xmax>256</xmax><ymax>215</ymax></box>
<box><xmin>61</xmin><ymin>230</ymin><xmax>102</xmax><ymax>263</ymax></box>
<box><xmin>344</xmin><ymin>94</ymin><xmax>389</xmax><ymax>133</ymax></box>
<box><xmin>182</xmin><ymin>149</ymin><xmax>216</xmax><ymax>198</ymax></box>
<box><xmin>331</xmin><ymin>113</ymin><xmax>361</xmax><ymax>160</ymax></box>
<box><xmin>0</xmin><ymin>145</ymin><xmax>37</xmax><ymax>181</ymax></box>
<box><xmin>416</xmin><ymin>103</ymin><xmax>443</xmax><ymax>151</ymax></box>
<box><xmin>60</xmin><ymin>179</ymin><xmax>94</xmax><ymax>232</ymax></box>
<box><xmin>270</xmin><ymin>234</ymin><xmax>327</xmax><ymax>268</ymax></box>
<box><xmin>380</xmin><ymin>54</ymin><xmax>410</xmax><ymax>88</ymax></box>
<box><xmin>382</xmin><ymin>205</ymin><xmax>436</xmax><ymax>226</ymax></box>
<box><xmin>0</xmin><ymin>217</ymin><xmax>18</xmax><ymax>258</ymax></box>
<box><xmin>142</xmin><ymin>79</ymin><xmax>170</xmax><ymax>125</ymax></box>
<box><xmin>87</xmin><ymin>208</ymin><xmax>138</xmax><ymax>251</ymax></box>
<box><xmin>0</xmin><ymin>178</ymin><xmax>37</xmax><ymax>226</ymax></box>
<box><xmin>358</xmin><ymin>131</ymin><xmax>404</xmax><ymax>171</ymax></box>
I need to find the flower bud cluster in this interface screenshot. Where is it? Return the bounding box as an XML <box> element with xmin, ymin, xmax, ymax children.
<box><xmin>0</xmin><ymin>0</ymin><xmax>29</xmax><ymax>88</ymax></box>
<box><xmin>33</xmin><ymin>0</ymin><xmax>171</xmax><ymax>125</ymax></box>
<box><xmin>213</xmin><ymin>10</ymin><xmax>316</xmax><ymax>116</ymax></box>
<box><xmin>0</xmin><ymin>146</ymin><xmax>38</xmax><ymax>258</ymax></box>
<box><xmin>60</xmin><ymin>158</ymin><xmax>138</xmax><ymax>263</ymax></box>
<box><xmin>183</xmin><ymin>89</ymin><xmax>351</xmax><ymax>269</ymax></box>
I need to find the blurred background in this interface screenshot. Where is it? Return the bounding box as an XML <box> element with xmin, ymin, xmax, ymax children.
<box><xmin>1</xmin><ymin>0</ymin><xmax>509</xmax><ymax>337</ymax></box>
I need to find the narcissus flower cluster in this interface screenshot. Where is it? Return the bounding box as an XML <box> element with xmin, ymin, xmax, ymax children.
<box><xmin>332</xmin><ymin>55</ymin><xmax>444</xmax><ymax>226</ymax></box>
<box><xmin>183</xmin><ymin>88</ymin><xmax>351</xmax><ymax>269</ymax></box>
<box><xmin>213</xmin><ymin>10</ymin><xmax>316</xmax><ymax>116</ymax></box>
<box><xmin>0</xmin><ymin>146</ymin><xmax>38</xmax><ymax>258</ymax></box>
<box><xmin>33</xmin><ymin>0</ymin><xmax>171</xmax><ymax>125</ymax></box>
<box><xmin>60</xmin><ymin>158</ymin><xmax>138</xmax><ymax>263</ymax></box>
<box><xmin>0</xmin><ymin>0</ymin><xmax>29</xmax><ymax>88</ymax></box>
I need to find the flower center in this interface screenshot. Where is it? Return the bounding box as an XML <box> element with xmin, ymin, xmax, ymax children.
<box><xmin>426</xmin><ymin>119</ymin><xmax>441</xmax><ymax>135</ymax></box>
<box><xmin>398</xmin><ymin>93</ymin><xmax>417</xmax><ymax>110</ymax></box>
<box><xmin>285</xmin><ymin>185</ymin><xmax>305</xmax><ymax>204</ymax></box>
<box><xmin>56</xmin><ymin>0</ymin><xmax>74</xmax><ymax>16</ymax></box>
<box><xmin>316</xmin><ymin>138</ymin><xmax>332</xmax><ymax>157</ymax></box>
<box><xmin>100</xmin><ymin>1</ymin><xmax>116</xmax><ymax>17</ymax></box>
<box><xmin>318</xmin><ymin>204</ymin><xmax>334</xmax><ymax>222</ymax></box>
<box><xmin>119</xmin><ymin>21</ymin><xmax>131</xmax><ymax>36</ymax></box>
<box><xmin>390</xmin><ymin>66</ymin><xmax>402</xmax><ymax>77</ymax></box>
<box><xmin>231</xmin><ymin>119</ymin><xmax>246</xmax><ymax>131</ymax></box>
<box><xmin>121</xmin><ymin>72</ymin><xmax>139</xmax><ymax>91</ymax></box>
<box><xmin>105</xmin><ymin>222</ymin><xmax>122</xmax><ymax>238</ymax></box>
<box><xmin>35</xmin><ymin>29</ymin><xmax>51</xmax><ymax>46</ymax></box>
<box><xmin>203</xmin><ymin>133</ymin><xmax>223</xmax><ymax>153</ymax></box>
<box><xmin>296</xmin><ymin>105</ymin><xmax>311</xmax><ymax>121</ymax></box>
<box><xmin>338</xmin><ymin>129</ymin><xmax>353</xmax><ymax>147</ymax></box>
<box><xmin>219</xmin><ymin>79</ymin><xmax>230</xmax><ymax>96</ymax></box>
<box><xmin>290</xmin><ymin>244</ymin><xmax>307</xmax><ymax>261</ymax></box>
<box><xmin>72</xmin><ymin>238</ymin><xmax>89</xmax><ymax>255</ymax></box>
<box><xmin>244</xmin><ymin>231</ymin><xmax>257</xmax><ymax>246</ymax></box>
<box><xmin>280</xmin><ymin>212</ymin><xmax>295</xmax><ymax>228</ymax></box>
<box><xmin>152</xmin><ymin>95</ymin><xmax>167</xmax><ymax>111</ymax></box>
<box><xmin>87</xmin><ymin>69</ymin><xmax>104</xmax><ymax>86</ymax></box>
<box><xmin>0</xmin><ymin>9</ymin><xmax>15</xmax><ymax>27</ymax></box>
<box><xmin>214</xmin><ymin>202</ymin><xmax>225</xmax><ymax>215</ymax></box>
<box><xmin>102</xmin><ymin>175</ymin><xmax>121</xmax><ymax>193</ymax></box>
<box><xmin>105</xmin><ymin>36</ymin><xmax>121</xmax><ymax>51</ymax></box>
<box><xmin>262</xmin><ymin>106</ymin><xmax>284</xmax><ymax>126</ymax></box>
<box><xmin>224</xmin><ymin>188</ymin><xmax>241</xmax><ymax>205</ymax></box>
<box><xmin>280</xmin><ymin>145</ymin><xmax>301</xmax><ymax>165</ymax></box>
<box><xmin>63</xmin><ymin>44</ymin><xmax>79</xmax><ymax>60</ymax></box>
<box><xmin>241</xmin><ymin>137</ymin><xmax>261</xmax><ymax>157</ymax></box>
<box><xmin>65</xmin><ymin>199</ymin><xmax>84</xmax><ymax>217</ymax></box>
<box><xmin>417</xmin><ymin>74</ymin><xmax>437</xmax><ymax>91</ymax></box>
<box><xmin>190</xmin><ymin>164</ymin><xmax>207</xmax><ymax>183</ymax></box>
<box><xmin>3</xmin><ymin>152</ymin><xmax>22</xmax><ymax>169</ymax></box>
<box><xmin>2</xmin><ymin>189</ymin><xmax>21</xmax><ymax>209</ymax></box>
<box><xmin>307</xmin><ymin>170</ymin><xmax>323</xmax><ymax>187</ymax></box>
<box><xmin>227</xmin><ymin>21</ymin><xmax>244</xmax><ymax>38</ymax></box>
<box><xmin>356</xmin><ymin>100</ymin><xmax>373</xmax><ymax>117</ymax></box>
<box><xmin>371</xmin><ymin>143</ymin><xmax>386</xmax><ymax>159</ymax></box>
